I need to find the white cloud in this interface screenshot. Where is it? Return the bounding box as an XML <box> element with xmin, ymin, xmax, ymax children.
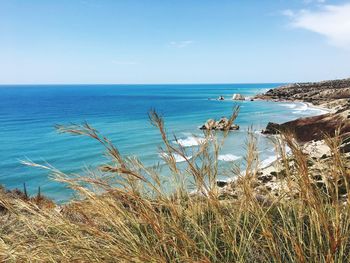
<box><xmin>285</xmin><ymin>3</ymin><xmax>350</xmax><ymax>49</ymax></box>
<box><xmin>169</xmin><ymin>40</ymin><xmax>194</xmax><ymax>48</ymax></box>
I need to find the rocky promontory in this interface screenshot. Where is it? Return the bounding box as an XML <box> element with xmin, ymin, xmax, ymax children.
<box><xmin>256</xmin><ymin>78</ymin><xmax>350</xmax><ymax>142</ymax></box>
<box><xmin>255</xmin><ymin>78</ymin><xmax>350</xmax><ymax>110</ymax></box>
<box><xmin>262</xmin><ymin>110</ymin><xmax>350</xmax><ymax>142</ymax></box>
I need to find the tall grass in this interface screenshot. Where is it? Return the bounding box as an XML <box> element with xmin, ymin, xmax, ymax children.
<box><xmin>1</xmin><ymin>108</ymin><xmax>350</xmax><ymax>262</ymax></box>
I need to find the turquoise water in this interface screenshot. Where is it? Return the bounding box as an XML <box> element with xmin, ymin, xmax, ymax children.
<box><xmin>0</xmin><ymin>84</ymin><xmax>327</xmax><ymax>202</ymax></box>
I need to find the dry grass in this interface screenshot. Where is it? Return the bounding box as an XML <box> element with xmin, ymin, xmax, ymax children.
<box><xmin>1</xmin><ymin>107</ymin><xmax>350</xmax><ymax>262</ymax></box>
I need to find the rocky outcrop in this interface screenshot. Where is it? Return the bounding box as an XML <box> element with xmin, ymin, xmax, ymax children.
<box><xmin>215</xmin><ymin>78</ymin><xmax>350</xmax><ymax>204</ymax></box>
<box><xmin>262</xmin><ymin>110</ymin><xmax>350</xmax><ymax>142</ymax></box>
<box><xmin>255</xmin><ymin>78</ymin><xmax>350</xmax><ymax>111</ymax></box>
<box><xmin>216</xmin><ymin>141</ymin><xmax>350</xmax><ymax>203</ymax></box>
<box><xmin>200</xmin><ymin>117</ymin><xmax>239</xmax><ymax>131</ymax></box>
<box><xmin>262</xmin><ymin>122</ymin><xmax>281</xmax><ymax>135</ymax></box>
<box><xmin>232</xmin><ymin>94</ymin><xmax>245</xmax><ymax>100</ymax></box>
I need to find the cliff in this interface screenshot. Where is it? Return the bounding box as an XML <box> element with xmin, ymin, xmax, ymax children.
<box><xmin>258</xmin><ymin>78</ymin><xmax>350</xmax><ymax>142</ymax></box>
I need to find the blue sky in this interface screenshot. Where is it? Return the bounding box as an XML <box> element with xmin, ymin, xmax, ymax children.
<box><xmin>1</xmin><ymin>0</ymin><xmax>350</xmax><ymax>84</ymax></box>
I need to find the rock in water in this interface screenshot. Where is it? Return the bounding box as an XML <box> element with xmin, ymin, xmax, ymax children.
<box><xmin>204</xmin><ymin>119</ymin><xmax>216</xmax><ymax>130</ymax></box>
<box><xmin>228</xmin><ymin>124</ymin><xmax>240</xmax><ymax>131</ymax></box>
<box><xmin>216</xmin><ymin>117</ymin><xmax>229</xmax><ymax>130</ymax></box>
<box><xmin>232</xmin><ymin>94</ymin><xmax>245</xmax><ymax>100</ymax></box>
<box><xmin>200</xmin><ymin>117</ymin><xmax>239</xmax><ymax>131</ymax></box>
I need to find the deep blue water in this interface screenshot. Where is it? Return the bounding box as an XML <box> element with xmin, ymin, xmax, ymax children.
<box><xmin>0</xmin><ymin>84</ymin><xmax>327</xmax><ymax>202</ymax></box>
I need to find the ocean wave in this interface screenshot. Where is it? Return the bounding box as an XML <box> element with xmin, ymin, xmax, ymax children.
<box><xmin>174</xmin><ymin>136</ymin><xmax>206</xmax><ymax>147</ymax></box>
<box><xmin>279</xmin><ymin>102</ymin><xmax>310</xmax><ymax>114</ymax></box>
<box><xmin>159</xmin><ymin>152</ymin><xmax>192</xmax><ymax>163</ymax></box>
<box><xmin>260</xmin><ymin>155</ymin><xmax>277</xmax><ymax>168</ymax></box>
<box><xmin>303</xmin><ymin>106</ymin><xmax>329</xmax><ymax>115</ymax></box>
<box><xmin>218</xmin><ymin>154</ymin><xmax>241</xmax><ymax>162</ymax></box>
<box><xmin>254</xmin><ymin>130</ymin><xmax>269</xmax><ymax>137</ymax></box>
<box><xmin>292</xmin><ymin>104</ymin><xmax>309</xmax><ymax>114</ymax></box>
<box><xmin>279</xmin><ymin>102</ymin><xmax>328</xmax><ymax>115</ymax></box>
<box><xmin>278</xmin><ymin>103</ymin><xmax>297</xmax><ymax>109</ymax></box>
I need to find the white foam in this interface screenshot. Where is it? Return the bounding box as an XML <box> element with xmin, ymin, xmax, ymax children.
<box><xmin>297</xmin><ymin>103</ymin><xmax>308</xmax><ymax>111</ymax></box>
<box><xmin>292</xmin><ymin>103</ymin><xmax>309</xmax><ymax>114</ymax></box>
<box><xmin>278</xmin><ymin>102</ymin><xmax>313</xmax><ymax>114</ymax></box>
<box><xmin>260</xmin><ymin>155</ymin><xmax>277</xmax><ymax>168</ymax></box>
<box><xmin>175</xmin><ymin>136</ymin><xmax>206</xmax><ymax>147</ymax></box>
<box><xmin>292</xmin><ymin>102</ymin><xmax>327</xmax><ymax>115</ymax></box>
<box><xmin>259</xmin><ymin>145</ymin><xmax>291</xmax><ymax>167</ymax></box>
<box><xmin>254</xmin><ymin>130</ymin><xmax>268</xmax><ymax>137</ymax></box>
<box><xmin>278</xmin><ymin>103</ymin><xmax>297</xmax><ymax>109</ymax></box>
<box><xmin>218</xmin><ymin>154</ymin><xmax>241</xmax><ymax>162</ymax></box>
<box><xmin>304</xmin><ymin>106</ymin><xmax>329</xmax><ymax>115</ymax></box>
<box><xmin>159</xmin><ymin>152</ymin><xmax>192</xmax><ymax>163</ymax></box>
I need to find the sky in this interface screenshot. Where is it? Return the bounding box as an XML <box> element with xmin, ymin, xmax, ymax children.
<box><xmin>1</xmin><ymin>0</ymin><xmax>350</xmax><ymax>84</ymax></box>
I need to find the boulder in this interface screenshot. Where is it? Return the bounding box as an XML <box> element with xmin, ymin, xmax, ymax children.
<box><xmin>262</xmin><ymin>111</ymin><xmax>350</xmax><ymax>142</ymax></box>
<box><xmin>227</xmin><ymin>124</ymin><xmax>240</xmax><ymax>131</ymax></box>
<box><xmin>340</xmin><ymin>142</ymin><xmax>350</xmax><ymax>153</ymax></box>
<box><xmin>262</xmin><ymin>122</ymin><xmax>281</xmax><ymax>135</ymax></box>
<box><xmin>215</xmin><ymin>117</ymin><xmax>229</xmax><ymax>130</ymax></box>
<box><xmin>204</xmin><ymin>119</ymin><xmax>216</xmax><ymax>130</ymax></box>
<box><xmin>217</xmin><ymin>180</ymin><xmax>228</xmax><ymax>188</ymax></box>
<box><xmin>217</xmin><ymin>117</ymin><xmax>229</xmax><ymax>124</ymax></box>
<box><xmin>200</xmin><ymin>117</ymin><xmax>239</xmax><ymax>131</ymax></box>
<box><xmin>257</xmin><ymin>173</ymin><xmax>273</xmax><ymax>183</ymax></box>
<box><xmin>232</xmin><ymin>94</ymin><xmax>245</xmax><ymax>100</ymax></box>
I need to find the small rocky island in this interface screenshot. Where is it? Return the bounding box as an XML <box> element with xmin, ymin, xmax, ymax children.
<box><xmin>232</xmin><ymin>93</ymin><xmax>245</xmax><ymax>100</ymax></box>
<box><xmin>200</xmin><ymin>117</ymin><xmax>239</xmax><ymax>131</ymax></box>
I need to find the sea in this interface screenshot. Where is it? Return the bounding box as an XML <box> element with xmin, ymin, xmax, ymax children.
<box><xmin>0</xmin><ymin>84</ymin><xmax>328</xmax><ymax>203</ymax></box>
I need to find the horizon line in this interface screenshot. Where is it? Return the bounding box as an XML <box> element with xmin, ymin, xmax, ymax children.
<box><xmin>1</xmin><ymin>77</ymin><xmax>348</xmax><ymax>86</ymax></box>
<box><xmin>0</xmin><ymin>81</ymin><xmax>292</xmax><ymax>86</ymax></box>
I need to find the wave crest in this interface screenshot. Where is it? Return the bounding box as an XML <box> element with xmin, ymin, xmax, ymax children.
<box><xmin>174</xmin><ymin>136</ymin><xmax>206</xmax><ymax>147</ymax></box>
<box><xmin>218</xmin><ymin>154</ymin><xmax>241</xmax><ymax>162</ymax></box>
<box><xmin>159</xmin><ymin>152</ymin><xmax>192</xmax><ymax>163</ymax></box>
<box><xmin>278</xmin><ymin>103</ymin><xmax>297</xmax><ymax>109</ymax></box>
<box><xmin>260</xmin><ymin>155</ymin><xmax>277</xmax><ymax>168</ymax></box>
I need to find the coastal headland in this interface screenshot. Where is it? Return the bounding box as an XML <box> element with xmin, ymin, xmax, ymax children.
<box><xmin>218</xmin><ymin>78</ymin><xmax>350</xmax><ymax>202</ymax></box>
<box><xmin>257</xmin><ymin>78</ymin><xmax>350</xmax><ymax>142</ymax></box>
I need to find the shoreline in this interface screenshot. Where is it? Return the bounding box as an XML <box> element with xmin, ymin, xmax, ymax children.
<box><xmin>217</xmin><ymin>78</ymin><xmax>350</xmax><ymax>198</ymax></box>
<box><xmin>219</xmin><ymin>99</ymin><xmax>333</xmax><ymax>184</ymax></box>
<box><xmin>218</xmin><ymin>89</ymin><xmax>344</xmax><ymax>186</ymax></box>
<box><xmin>250</xmin><ymin>99</ymin><xmax>338</xmax><ymax>173</ymax></box>
<box><xmin>303</xmin><ymin>102</ymin><xmax>333</xmax><ymax>114</ymax></box>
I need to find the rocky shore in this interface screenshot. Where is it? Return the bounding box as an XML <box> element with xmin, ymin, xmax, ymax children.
<box><xmin>217</xmin><ymin>78</ymin><xmax>350</xmax><ymax>203</ymax></box>
<box><xmin>257</xmin><ymin>78</ymin><xmax>350</xmax><ymax>142</ymax></box>
<box><xmin>255</xmin><ymin>78</ymin><xmax>350</xmax><ymax>108</ymax></box>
